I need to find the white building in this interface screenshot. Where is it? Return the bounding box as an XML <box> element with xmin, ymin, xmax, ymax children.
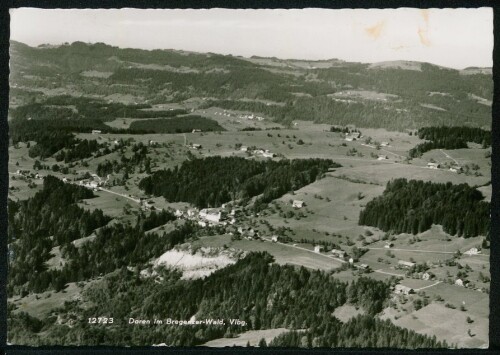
<box><xmin>262</xmin><ymin>152</ymin><xmax>275</xmax><ymax>158</ymax></box>
<box><xmin>314</xmin><ymin>245</ymin><xmax>323</xmax><ymax>253</ymax></box>
<box><xmin>174</xmin><ymin>210</ymin><xmax>184</xmax><ymax>217</ymax></box>
<box><xmin>199</xmin><ymin>208</ymin><xmax>226</xmax><ymax>223</ymax></box>
<box><xmin>271</xmin><ymin>236</ymin><xmax>278</xmax><ymax>243</ymax></box>
<box><xmin>464</xmin><ymin>247</ymin><xmax>480</xmax><ymax>256</ymax></box>
<box><xmin>398</xmin><ymin>260</ymin><xmax>415</xmax><ymax>268</ymax></box>
<box><xmin>394</xmin><ymin>284</ymin><xmax>414</xmax><ymax>295</ymax></box>
<box><xmin>427</xmin><ymin>162</ymin><xmax>440</xmax><ymax>169</ymax></box>
<box><xmin>92</xmin><ymin>130</ymin><xmax>102</xmax><ymax>135</ymax></box>
<box><xmin>240</xmin><ymin>146</ymin><xmax>248</xmax><ymax>152</ymax></box>
<box><xmin>191</xmin><ymin>144</ymin><xmax>202</xmax><ymax>150</ymax></box>
<box><xmin>292</xmin><ymin>200</ymin><xmax>305</xmax><ymax>209</ymax></box>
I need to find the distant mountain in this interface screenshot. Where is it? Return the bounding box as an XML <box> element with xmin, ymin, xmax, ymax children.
<box><xmin>9</xmin><ymin>41</ymin><xmax>492</xmax><ymax>130</ymax></box>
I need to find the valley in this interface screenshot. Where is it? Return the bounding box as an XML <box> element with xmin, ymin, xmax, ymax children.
<box><xmin>6</xmin><ymin>40</ymin><xmax>492</xmax><ymax>349</ymax></box>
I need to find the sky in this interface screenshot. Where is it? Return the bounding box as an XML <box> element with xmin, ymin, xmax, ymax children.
<box><xmin>10</xmin><ymin>7</ymin><xmax>493</xmax><ymax>69</ymax></box>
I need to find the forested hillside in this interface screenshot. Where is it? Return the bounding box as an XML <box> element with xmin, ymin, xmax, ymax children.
<box><xmin>359</xmin><ymin>178</ymin><xmax>490</xmax><ymax>237</ymax></box>
<box><xmin>7</xmin><ymin>252</ymin><xmax>446</xmax><ymax>348</ymax></box>
<box><xmin>8</xmin><ymin>176</ymin><xmax>111</xmax><ymax>295</ymax></box>
<box><xmin>409</xmin><ymin>126</ymin><xmax>491</xmax><ymax>157</ymax></box>
<box><xmin>7</xmin><ymin>175</ymin><xmax>200</xmax><ymax>295</ymax></box>
<box><xmin>9</xmin><ymin>40</ymin><xmax>492</xmax><ymax>131</ymax></box>
<box><xmin>139</xmin><ymin>157</ymin><xmax>338</xmax><ymax>208</ymax></box>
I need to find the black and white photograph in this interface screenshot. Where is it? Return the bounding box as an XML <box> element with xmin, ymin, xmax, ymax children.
<box><xmin>4</xmin><ymin>6</ymin><xmax>494</xmax><ymax>349</ymax></box>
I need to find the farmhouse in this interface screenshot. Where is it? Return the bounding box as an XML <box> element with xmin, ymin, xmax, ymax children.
<box><xmin>427</xmin><ymin>162</ymin><xmax>440</xmax><ymax>169</ymax></box>
<box><xmin>262</xmin><ymin>152</ymin><xmax>275</xmax><ymax>158</ymax></box>
<box><xmin>314</xmin><ymin>245</ymin><xmax>323</xmax><ymax>253</ymax></box>
<box><xmin>240</xmin><ymin>146</ymin><xmax>248</xmax><ymax>152</ymax></box>
<box><xmin>357</xmin><ymin>263</ymin><xmax>369</xmax><ymax>270</ymax></box>
<box><xmin>199</xmin><ymin>208</ymin><xmax>226</xmax><ymax>223</ymax></box>
<box><xmin>422</xmin><ymin>272</ymin><xmax>434</xmax><ymax>281</ymax></box>
<box><xmin>380</xmin><ymin>142</ymin><xmax>390</xmax><ymax>147</ymax></box>
<box><xmin>271</xmin><ymin>235</ymin><xmax>278</xmax><ymax>243</ymax></box>
<box><xmin>464</xmin><ymin>247</ymin><xmax>480</xmax><ymax>255</ymax></box>
<box><xmin>377</xmin><ymin>155</ymin><xmax>388</xmax><ymax>160</ymax></box>
<box><xmin>92</xmin><ymin>130</ymin><xmax>102</xmax><ymax>134</ymax></box>
<box><xmin>192</xmin><ymin>129</ymin><xmax>202</xmax><ymax>133</ymax></box>
<box><xmin>174</xmin><ymin>209</ymin><xmax>184</xmax><ymax>217</ymax></box>
<box><xmin>394</xmin><ymin>284</ymin><xmax>414</xmax><ymax>295</ymax></box>
<box><xmin>398</xmin><ymin>260</ymin><xmax>416</xmax><ymax>268</ymax></box>
<box><xmin>330</xmin><ymin>249</ymin><xmax>346</xmax><ymax>258</ymax></box>
<box><xmin>191</xmin><ymin>144</ymin><xmax>202</xmax><ymax>150</ymax></box>
<box><xmin>292</xmin><ymin>200</ymin><xmax>306</xmax><ymax>209</ymax></box>
<box><xmin>384</xmin><ymin>242</ymin><xmax>394</xmax><ymax>248</ymax></box>
<box><xmin>455</xmin><ymin>279</ymin><xmax>469</xmax><ymax>287</ymax></box>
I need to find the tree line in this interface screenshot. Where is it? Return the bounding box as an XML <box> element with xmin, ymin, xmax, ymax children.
<box><xmin>139</xmin><ymin>157</ymin><xmax>338</xmax><ymax>209</ymax></box>
<box><xmin>129</xmin><ymin>115</ymin><xmax>225</xmax><ymax>133</ymax></box>
<box><xmin>359</xmin><ymin>178</ymin><xmax>490</xmax><ymax>238</ymax></box>
<box><xmin>409</xmin><ymin>126</ymin><xmax>491</xmax><ymax>158</ymax></box>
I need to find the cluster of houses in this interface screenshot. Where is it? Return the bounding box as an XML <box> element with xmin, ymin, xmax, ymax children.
<box><xmin>15</xmin><ymin>169</ymin><xmax>41</xmax><ymax>180</ymax></box>
<box><xmin>240</xmin><ymin>146</ymin><xmax>276</xmax><ymax>158</ymax></box>
<box><xmin>78</xmin><ymin>174</ymin><xmax>103</xmax><ymax>191</ymax></box>
<box><xmin>344</xmin><ymin>132</ymin><xmax>361</xmax><ymax>142</ymax></box>
<box><xmin>427</xmin><ymin>162</ymin><xmax>462</xmax><ymax>173</ymax></box>
<box><xmin>173</xmin><ymin>205</ymin><xmax>242</xmax><ymax>228</ymax></box>
<box><xmin>238</xmin><ymin>113</ymin><xmax>265</xmax><ymax>121</ymax></box>
<box><xmin>213</xmin><ymin>110</ymin><xmax>234</xmax><ymax>117</ymax></box>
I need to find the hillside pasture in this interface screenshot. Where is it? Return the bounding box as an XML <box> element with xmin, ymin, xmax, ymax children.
<box><xmin>194</xmin><ymin>234</ymin><xmax>343</xmax><ymax>271</ymax></box>
<box><xmin>263</xmin><ymin>175</ymin><xmax>385</xmax><ymax>238</ymax></box>
<box><xmin>392</xmin><ymin>302</ymin><xmax>488</xmax><ymax>348</ymax></box>
<box><xmin>330</xmin><ymin>161</ymin><xmax>489</xmax><ymax>186</ymax></box>
<box><xmin>202</xmin><ymin>328</ymin><xmax>292</xmax><ymax>347</ymax></box>
<box><xmin>8</xmin><ymin>281</ymin><xmax>93</xmax><ymax>319</ymax></box>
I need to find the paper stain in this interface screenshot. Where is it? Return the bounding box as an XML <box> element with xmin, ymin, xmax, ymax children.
<box><xmin>418</xmin><ymin>28</ymin><xmax>431</xmax><ymax>47</ymax></box>
<box><xmin>418</xmin><ymin>9</ymin><xmax>431</xmax><ymax>47</ymax></box>
<box><xmin>392</xmin><ymin>45</ymin><xmax>408</xmax><ymax>51</ymax></box>
<box><xmin>421</xmin><ymin>9</ymin><xmax>429</xmax><ymax>26</ymax></box>
<box><xmin>365</xmin><ymin>21</ymin><xmax>385</xmax><ymax>40</ymax></box>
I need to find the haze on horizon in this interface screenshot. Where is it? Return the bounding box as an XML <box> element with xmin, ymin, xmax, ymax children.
<box><xmin>10</xmin><ymin>7</ymin><xmax>493</xmax><ymax>70</ymax></box>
